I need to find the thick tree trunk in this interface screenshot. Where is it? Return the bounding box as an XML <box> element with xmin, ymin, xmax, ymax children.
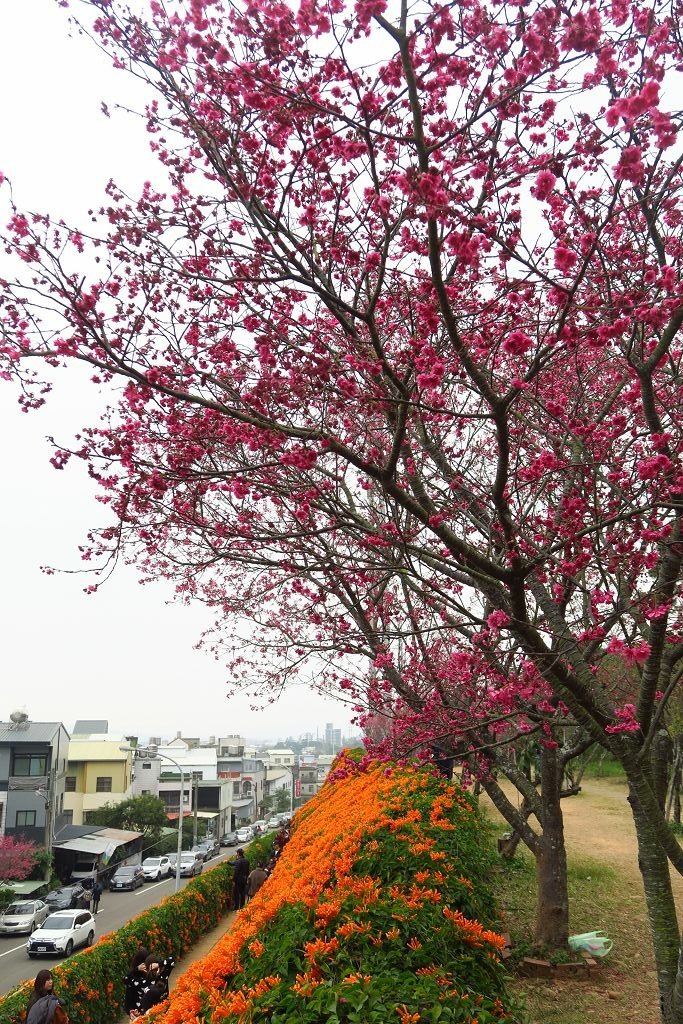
<box><xmin>534</xmin><ymin>742</ymin><xmax>569</xmax><ymax>948</ymax></box>
<box><xmin>480</xmin><ymin>754</ymin><xmax>570</xmax><ymax>948</ymax></box>
<box><xmin>629</xmin><ymin>784</ymin><xmax>681</xmax><ymax>1024</ymax></box>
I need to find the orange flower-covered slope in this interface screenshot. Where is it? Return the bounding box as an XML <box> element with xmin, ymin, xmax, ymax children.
<box><xmin>149</xmin><ymin>756</ymin><xmax>519</xmax><ymax>1024</ymax></box>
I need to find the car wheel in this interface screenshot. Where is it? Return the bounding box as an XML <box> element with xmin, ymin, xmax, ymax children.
<box><xmin>28</xmin><ymin>952</ymin><xmax>37</xmax><ymax>959</ymax></box>
<box><xmin>29</xmin><ymin>922</ymin><xmax>36</xmax><ymax>934</ymax></box>
<box><xmin>86</xmin><ymin>931</ymin><xmax>94</xmax><ymax>946</ymax></box>
<box><xmin>64</xmin><ymin>940</ymin><xmax>74</xmax><ymax>957</ymax></box>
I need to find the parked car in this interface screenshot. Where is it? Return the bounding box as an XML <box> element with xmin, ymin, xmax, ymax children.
<box><xmin>0</xmin><ymin>900</ymin><xmax>50</xmax><ymax>936</ymax></box>
<box><xmin>27</xmin><ymin>910</ymin><xmax>95</xmax><ymax>958</ymax></box>
<box><xmin>220</xmin><ymin>831</ymin><xmax>238</xmax><ymax>847</ymax></box>
<box><xmin>45</xmin><ymin>885</ymin><xmax>88</xmax><ymax>911</ymax></box>
<box><xmin>235</xmin><ymin>826</ymin><xmax>254</xmax><ymax>843</ymax></box>
<box><xmin>252</xmin><ymin>820</ymin><xmax>267</xmax><ymax>835</ymax></box>
<box><xmin>142</xmin><ymin>856</ymin><xmax>173</xmax><ymax>881</ymax></box>
<box><xmin>177</xmin><ymin>852</ymin><xmax>203</xmax><ymax>877</ymax></box>
<box><xmin>198</xmin><ymin>838</ymin><xmax>219</xmax><ymax>860</ymax></box>
<box><xmin>110</xmin><ymin>864</ymin><xmax>145</xmax><ymax>891</ymax></box>
<box><xmin>266</xmin><ymin>817</ymin><xmax>281</xmax><ymax>830</ymax></box>
<box><xmin>190</xmin><ymin>845</ymin><xmax>208</xmax><ymax>862</ymax></box>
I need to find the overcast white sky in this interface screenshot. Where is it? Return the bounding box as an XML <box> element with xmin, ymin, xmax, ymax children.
<box><xmin>0</xmin><ymin>0</ymin><xmax>357</xmax><ymax>743</ymax></box>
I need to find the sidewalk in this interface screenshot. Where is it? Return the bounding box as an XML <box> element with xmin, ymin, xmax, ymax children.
<box><xmin>116</xmin><ymin>909</ymin><xmax>238</xmax><ymax>1022</ymax></box>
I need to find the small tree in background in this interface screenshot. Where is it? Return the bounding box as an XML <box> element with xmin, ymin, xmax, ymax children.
<box><xmin>0</xmin><ymin>836</ymin><xmax>38</xmax><ymax>882</ymax></box>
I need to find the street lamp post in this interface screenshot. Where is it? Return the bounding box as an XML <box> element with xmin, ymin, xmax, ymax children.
<box><xmin>120</xmin><ymin>746</ymin><xmax>185</xmax><ymax>892</ymax></box>
<box><xmin>35</xmin><ymin>778</ymin><xmax>54</xmax><ymax>883</ymax></box>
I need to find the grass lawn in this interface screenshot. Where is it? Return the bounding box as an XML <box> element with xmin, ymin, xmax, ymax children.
<box><xmin>488</xmin><ymin>822</ymin><xmax>661</xmax><ymax>1024</ymax></box>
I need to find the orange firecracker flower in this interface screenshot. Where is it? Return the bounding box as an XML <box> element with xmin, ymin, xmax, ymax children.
<box><xmin>396</xmin><ymin>1003</ymin><xmax>421</xmax><ymax>1023</ymax></box>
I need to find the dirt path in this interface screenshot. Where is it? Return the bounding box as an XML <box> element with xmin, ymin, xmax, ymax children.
<box><xmin>559</xmin><ymin>777</ymin><xmax>683</xmax><ymax>900</ymax></box>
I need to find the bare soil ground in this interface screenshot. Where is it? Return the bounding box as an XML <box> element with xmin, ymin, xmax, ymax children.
<box><xmin>482</xmin><ymin>776</ymin><xmax>683</xmax><ymax>1024</ymax></box>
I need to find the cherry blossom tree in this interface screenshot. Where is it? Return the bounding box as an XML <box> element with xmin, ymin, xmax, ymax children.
<box><xmin>2</xmin><ymin>0</ymin><xmax>683</xmax><ymax>1015</ymax></box>
<box><xmin>0</xmin><ymin>835</ymin><xmax>39</xmax><ymax>881</ymax></box>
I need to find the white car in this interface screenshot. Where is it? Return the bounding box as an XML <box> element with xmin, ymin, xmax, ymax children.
<box><xmin>267</xmin><ymin>817</ymin><xmax>282</xmax><ymax>829</ymax></box>
<box><xmin>235</xmin><ymin>826</ymin><xmax>254</xmax><ymax>843</ymax></box>
<box><xmin>0</xmin><ymin>900</ymin><xmax>50</xmax><ymax>935</ymax></box>
<box><xmin>26</xmin><ymin>910</ymin><xmax>95</xmax><ymax>958</ymax></box>
<box><xmin>142</xmin><ymin>856</ymin><xmax>173</xmax><ymax>881</ymax></box>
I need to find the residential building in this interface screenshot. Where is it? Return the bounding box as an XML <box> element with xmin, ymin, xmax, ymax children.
<box><xmin>265</xmin><ymin>768</ymin><xmax>293</xmax><ymax>813</ymax></box>
<box><xmin>266</xmin><ymin>748</ymin><xmax>296</xmax><ymax>768</ymax></box>
<box><xmin>0</xmin><ymin>716</ymin><xmax>69</xmax><ymax>846</ymax></box>
<box><xmin>217</xmin><ymin>735</ymin><xmax>246</xmax><ymax>756</ymax></box>
<box><xmin>217</xmin><ymin>752</ymin><xmax>267</xmax><ymax>825</ymax></box>
<box><xmin>297</xmin><ymin>762</ymin><xmax>319</xmax><ymax>802</ymax></box>
<box><xmin>63</xmin><ymin>733</ymin><xmax>134</xmax><ymax>826</ymax></box>
<box><xmin>317</xmin><ymin>754</ymin><xmax>335</xmax><ymax>785</ymax></box>
<box><xmin>132</xmin><ymin>740</ymin><xmax>232</xmax><ymax>836</ymax></box>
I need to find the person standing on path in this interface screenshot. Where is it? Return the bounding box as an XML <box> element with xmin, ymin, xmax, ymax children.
<box><xmin>232</xmin><ymin>849</ymin><xmax>250</xmax><ymax>911</ymax></box>
<box><xmin>247</xmin><ymin>864</ymin><xmax>268</xmax><ymax>901</ymax></box>
<box><xmin>91</xmin><ymin>878</ymin><xmax>103</xmax><ymax>914</ymax></box>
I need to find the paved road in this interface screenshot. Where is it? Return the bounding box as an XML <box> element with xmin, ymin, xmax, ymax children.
<box><xmin>0</xmin><ymin>848</ymin><xmax>239</xmax><ymax>998</ymax></box>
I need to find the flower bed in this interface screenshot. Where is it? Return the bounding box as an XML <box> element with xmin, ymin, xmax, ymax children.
<box><xmin>149</xmin><ymin>757</ymin><xmax>520</xmax><ymax>1023</ymax></box>
<box><xmin>0</xmin><ymin>859</ymin><xmax>236</xmax><ymax>1024</ymax></box>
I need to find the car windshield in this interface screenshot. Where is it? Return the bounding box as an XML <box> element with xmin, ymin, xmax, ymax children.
<box><xmin>144</xmin><ymin>859</ymin><xmax>161</xmax><ymax>866</ymax></box>
<box><xmin>116</xmin><ymin>867</ymin><xmax>136</xmax><ymax>875</ymax></box>
<box><xmin>5</xmin><ymin>903</ymin><xmax>32</xmax><ymax>915</ymax></box>
<box><xmin>43</xmin><ymin>916</ymin><xmax>74</xmax><ymax>930</ymax></box>
<box><xmin>47</xmin><ymin>889</ymin><xmax>69</xmax><ymax>898</ymax></box>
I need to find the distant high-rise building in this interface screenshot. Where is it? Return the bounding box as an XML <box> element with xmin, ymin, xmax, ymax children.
<box><xmin>324</xmin><ymin>723</ymin><xmax>333</xmax><ymax>750</ymax></box>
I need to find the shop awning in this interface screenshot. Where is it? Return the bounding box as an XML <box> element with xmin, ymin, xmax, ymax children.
<box><xmin>53</xmin><ymin>827</ymin><xmax>142</xmax><ymax>859</ymax></box>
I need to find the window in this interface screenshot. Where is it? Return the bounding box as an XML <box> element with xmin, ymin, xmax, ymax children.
<box><xmin>65</xmin><ymin>776</ymin><xmax>76</xmax><ymax>792</ymax></box>
<box><xmin>96</xmin><ymin>777</ymin><xmax>112</xmax><ymax>793</ymax></box>
<box><xmin>12</xmin><ymin>754</ymin><xmax>47</xmax><ymax>777</ymax></box>
<box><xmin>141</xmin><ymin>789</ymin><xmax>151</xmax><ymax>796</ymax></box>
<box><xmin>16</xmin><ymin>810</ymin><xmax>36</xmax><ymax>827</ymax></box>
<box><xmin>142</xmin><ymin>762</ymin><xmax>152</xmax><ymax>770</ymax></box>
<box><xmin>62</xmin><ymin>810</ymin><xmax>73</xmax><ymax>826</ymax></box>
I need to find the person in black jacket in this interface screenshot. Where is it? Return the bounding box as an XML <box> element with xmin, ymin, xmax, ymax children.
<box><xmin>138</xmin><ymin>953</ymin><xmax>175</xmax><ymax>1012</ymax></box>
<box><xmin>232</xmin><ymin>849</ymin><xmax>250</xmax><ymax>910</ymax></box>
<box><xmin>123</xmin><ymin>946</ymin><xmax>150</xmax><ymax>1019</ymax></box>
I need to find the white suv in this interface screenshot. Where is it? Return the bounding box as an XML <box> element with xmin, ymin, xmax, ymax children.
<box><xmin>27</xmin><ymin>910</ymin><xmax>95</xmax><ymax>958</ymax></box>
<box><xmin>142</xmin><ymin>856</ymin><xmax>173</xmax><ymax>881</ymax></box>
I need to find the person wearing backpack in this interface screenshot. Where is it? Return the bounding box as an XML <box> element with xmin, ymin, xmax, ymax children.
<box><xmin>26</xmin><ymin>991</ymin><xmax>68</xmax><ymax>1024</ymax></box>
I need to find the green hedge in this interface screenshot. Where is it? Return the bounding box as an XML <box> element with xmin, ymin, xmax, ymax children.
<box><xmin>0</xmin><ymin>860</ymin><xmax>236</xmax><ymax>1024</ymax></box>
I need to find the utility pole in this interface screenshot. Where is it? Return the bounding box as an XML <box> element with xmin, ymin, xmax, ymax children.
<box><xmin>192</xmin><ymin>772</ymin><xmax>199</xmax><ymax>846</ymax></box>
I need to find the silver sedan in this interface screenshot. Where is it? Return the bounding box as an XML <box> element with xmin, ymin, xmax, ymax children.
<box><xmin>0</xmin><ymin>900</ymin><xmax>50</xmax><ymax>936</ymax></box>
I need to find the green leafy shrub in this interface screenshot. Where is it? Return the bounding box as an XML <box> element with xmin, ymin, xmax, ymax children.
<box><xmin>0</xmin><ymin>860</ymin><xmax>235</xmax><ymax>1024</ymax></box>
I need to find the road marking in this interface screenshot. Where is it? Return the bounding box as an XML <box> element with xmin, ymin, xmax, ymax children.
<box><xmin>0</xmin><ymin>942</ymin><xmax>26</xmax><ymax>958</ymax></box>
<box><xmin>133</xmin><ymin>878</ymin><xmax>171</xmax><ymax>897</ymax></box>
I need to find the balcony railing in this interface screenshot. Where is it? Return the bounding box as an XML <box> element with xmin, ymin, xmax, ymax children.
<box><xmin>8</xmin><ymin>775</ymin><xmax>49</xmax><ymax>792</ymax></box>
